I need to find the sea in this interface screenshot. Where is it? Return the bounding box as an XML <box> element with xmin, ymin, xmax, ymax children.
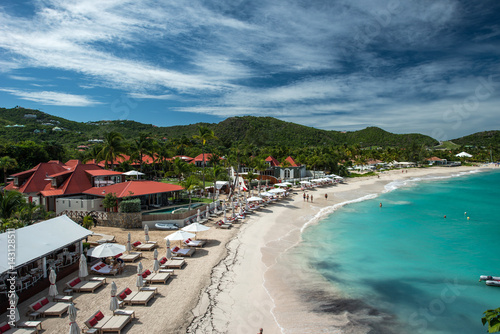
<box><xmin>298</xmin><ymin>169</ymin><xmax>500</xmax><ymax>334</ymax></box>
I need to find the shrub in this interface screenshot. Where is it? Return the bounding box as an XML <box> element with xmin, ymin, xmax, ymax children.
<box><xmin>119</xmin><ymin>199</ymin><xmax>141</xmax><ymax>213</ymax></box>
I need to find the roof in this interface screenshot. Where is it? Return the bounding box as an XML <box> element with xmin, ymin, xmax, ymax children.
<box><xmin>190</xmin><ymin>153</ymin><xmax>213</xmax><ymax>163</ymax></box>
<box><xmin>83</xmin><ymin>180</ymin><xmax>184</xmax><ymax>198</ymax></box>
<box><xmin>0</xmin><ymin>215</ymin><xmax>92</xmax><ymax>274</ymax></box>
<box><xmin>85</xmin><ymin>170</ymin><xmax>123</xmax><ymax>176</ymax></box>
<box><xmin>283</xmin><ymin>156</ymin><xmax>298</xmax><ymax>167</ymax></box>
<box><xmin>265</xmin><ymin>156</ymin><xmax>280</xmax><ymax>167</ymax></box>
<box><xmin>5</xmin><ymin>161</ymin><xmax>68</xmax><ymax>193</ymax></box>
<box><xmin>427</xmin><ymin>157</ymin><xmax>444</xmax><ymax>161</ymax></box>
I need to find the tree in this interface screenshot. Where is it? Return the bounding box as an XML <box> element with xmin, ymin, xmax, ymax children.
<box><xmin>172</xmin><ymin>158</ymin><xmax>193</xmax><ymax>182</ymax></box>
<box><xmin>483</xmin><ymin>308</ymin><xmax>500</xmax><ymax>333</ymax></box>
<box><xmin>252</xmin><ymin>157</ymin><xmax>268</xmax><ymax>194</ymax></box>
<box><xmin>180</xmin><ymin>175</ymin><xmax>201</xmax><ymax>210</ymax></box>
<box><xmin>0</xmin><ymin>156</ymin><xmax>18</xmax><ymax>185</ymax></box>
<box><xmin>97</xmin><ymin>132</ymin><xmax>126</xmax><ymax>169</ymax></box>
<box><xmin>130</xmin><ymin>133</ymin><xmax>152</xmax><ymax>172</ymax></box>
<box><xmin>193</xmin><ymin>125</ymin><xmax>218</xmax><ymax>190</ymax></box>
<box><xmin>208</xmin><ymin>165</ymin><xmax>228</xmax><ymax>202</ymax></box>
<box><xmin>14</xmin><ymin>201</ymin><xmax>47</xmax><ymax>226</ymax></box>
<box><xmin>102</xmin><ymin>193</ymin><xmax>118</xmax><ymax>212</ymax></box>
<box><xmin>0</xmin><ymin>190</ymin><xmax>25</xmax><ymax>220</ymax></box>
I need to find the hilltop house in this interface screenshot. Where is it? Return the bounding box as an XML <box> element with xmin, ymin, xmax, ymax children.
<box><xmin>242</xmin><ymin>156</ymin><xmax>306</xmax><ymax>181</ymax></box>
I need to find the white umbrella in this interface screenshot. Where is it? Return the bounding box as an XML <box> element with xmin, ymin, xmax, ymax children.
<box><xmin>205</xmin><ymin>206</ymin><xmax>210</xmax><ymax>219</ymax></box>
<box><xmin>110</xmin><ymin>281</ymin><xmax>119</xmax><ymax>312</ymax></box>
<box><xmin>247</xmin><ymin>196</ymin><xmax>263</xmax><ymax>202</ymax></box>
<box><xmin>136</xmin><ymin>262</ymin><xmax>144</xmax><ymax>290</ymax></box>
<box><xmin>79</xmin><ymin>254</ymin><xmax>88</xmax><ymax>279</ymax></box>
<box><xmin>164</xmin><ymin>230</ymin><xmax>196</xmax><ymax>244</ymax></box>
<box><xmin>144</xmin><ymin>224</ymin><xmax>150</xmax><ymax>242</ymax></box>
<box><xmin>166</xmin><ymin>239</ymin><xmax>171</xmax><ymax>260</ymax></box>
<box><xmin>68</xmin><ymin>303</ymin><xmax>80</xmax><ymax>334</ymax></box>
<box><xmin>126</xmin><ymin>233</ymin><xmax>131</xmax><ymax>253</ymax></box>
<box><xmin>260</xmin><ymin>192</ymin><xmax>273</xmax><ymax>197</ymax></box>
<box><xmin>231</xmin><ymin>201</ymin><xmax>235</xmax><ymax>218</ymax></box>
<box><xmin>123</xmin><ymin>170</ymin><xmax>145</xmax><ymax>179</ymax></box>
<box><xmin>48</xmin><ymin>268</ymin><xmax>58</xmax><ymax>298</ymax></box>
<box><xmin>196</xmin><ymin>209</ymin><xmax>201</xmax><ymax>223</ymax></box>
<box><xmin>269</xmin><ymin>188</ymin><xmax>286</xmax><ymax>194</ymax></box>
<box><xmin>10</xmin><ymin>292</ymin><xmax>19</xmax><ymax>323</ymax></box>
<box><xmin>87</xmin><ymin>244</ymin><xmax>126</xmax><ymax>258</ymax></box>
<box><xmin>182</xmin><ymin>223</ymin><xmax>210</xmax><ymax>233</ymax></box>
<box><xmin>277</xmin><ymin>182</ymin><xmax>292</xmax><ymax>187</ymax></box>
<box><xmin>153</xmin><ymin>249</ymin><xmax>160</xmax><ymax>273</ymax></box>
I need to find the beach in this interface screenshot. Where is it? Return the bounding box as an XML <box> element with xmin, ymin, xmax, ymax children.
<box><xmin>6</xmin><ymin>165</ymin><xmax>489</xmax><ymax>333</ymax></box>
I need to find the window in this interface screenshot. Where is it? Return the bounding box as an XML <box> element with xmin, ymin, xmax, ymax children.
<box><xmin>284</xmin><ymin>169</ymin><xmax>291</xmax><ymax>179</ymax></box>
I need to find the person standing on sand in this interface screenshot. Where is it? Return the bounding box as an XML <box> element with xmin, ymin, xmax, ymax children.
<box><xmin>306</xmin><ymin>194</ymin><xmax>309</xmax><ymax>202</ymax></box>
<box><xmin>303</xmin><ymin>193</ymin><xmax>306</xmax><ymax>201</ymax></box>
<box><xmin>325</xmin><ymin>193</ymin><xmax>328</xmax><ymax>200</ymax></box>
<box><xmin>311</xmin><ymin>195</ymin><xmax>313</xmax><ymax>202</ymax></box>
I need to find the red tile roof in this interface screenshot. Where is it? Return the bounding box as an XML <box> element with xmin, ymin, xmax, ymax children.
<box><xmin>265</xmin><ymin>156</ymin><xmax>280</xmax><ymax>167</ymax></box>
<box><xmin>191</xmin><ymin>153</ymin><xmax>212</xmax><ymax>163</ymax></box>
<box><xmin>5</xmin><ymin>161</ymin><xmax>68</xmax><ymax>193</ymax></box>
<box><xmin>283</xmin><ymin>156</ymin><xmax>298</xmax><ymax>167</ymax></box>
<box><xmin>85</xmin><ymin>170</ymin><xmax>123</xmax><ymax>176</ymax></box>
<box><xmin>427</xmin><ymin>157</ymin><xmax>444</xmax><ymax>161</ymax></box>
<box><xmin>83</xmin><ymin>181</ymin><xmax>184</xmax><ymax>198</ymax></box>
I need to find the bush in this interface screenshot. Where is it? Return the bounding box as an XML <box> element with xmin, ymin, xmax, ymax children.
<box><xmin>119</xmin><ymin>199</ymin><xmax>141</xmax><ymax>213</ymax></box>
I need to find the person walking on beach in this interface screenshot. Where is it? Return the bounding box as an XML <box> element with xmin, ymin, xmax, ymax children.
<box><xmin>306</xmin><ymin>194</ymin><xmax>309</xmax><ymax>202</ymax></box>
<box><xmin>303</xmin><ymin>193</ymin><xmax>306</xmax><ymax>201</ymax></box>
<box><xmin>325</xmin><ymin>193</ymin><xmax>328</xmax><ymax>200</ymax></box>
<box><xmin>311</xmin><ymin>195</ymin><xmax>313</xmax><ymax>202</ymax></box>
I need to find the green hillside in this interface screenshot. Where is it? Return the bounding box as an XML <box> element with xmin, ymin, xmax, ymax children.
<box><xmin>451</xmin><ymin>130</ymin><xmax>500</xmax><ymax>147</ymax></box>
<box><xmin>0</xmin><ymin>107</ymin><xmax>440</xmax><ymax>148</ymax></box>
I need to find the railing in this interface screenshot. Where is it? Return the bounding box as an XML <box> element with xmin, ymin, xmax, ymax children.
<box><xmin>59</xmin><ymin>210</ymin><xmax>108</xmax><ymax>221</ymax></box>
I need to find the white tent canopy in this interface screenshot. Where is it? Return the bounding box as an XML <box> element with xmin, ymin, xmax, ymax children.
<box><xmin>0</xmin><ymin>215</ymin><xmax>92</xmax><ymax>274</ymax></box>
<box><xmin>455</xmin><ymin>151</ymin><xmax>473</xmax><ymax>157</ymax></box>
<box><xmin>122</xmin><ymin>170</ymin><xmax>145</xmax><ymax>176</ymax></box>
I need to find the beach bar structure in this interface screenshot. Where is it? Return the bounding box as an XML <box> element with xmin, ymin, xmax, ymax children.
<box><xmin>0</xmin><ymin>215</ymin><xmax>92</xmax><ymax>310</ymax></box>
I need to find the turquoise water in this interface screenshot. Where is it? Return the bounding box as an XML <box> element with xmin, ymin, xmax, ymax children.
<box><xmin>302</xmin><ymin>170</ymin><xmax>500</xmax><ymax>334</ymax></box>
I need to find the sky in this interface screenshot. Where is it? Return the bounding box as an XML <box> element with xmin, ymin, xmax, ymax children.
<box><xmin>0</xmin><ymin>0</ymin><xmax>499</xmax><ymax>141</ymax></box>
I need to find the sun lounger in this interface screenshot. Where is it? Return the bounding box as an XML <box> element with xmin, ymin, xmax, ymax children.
<box><xmin>85</xmin><ymin>310</ymin><xmax>132</xmax><ymax>334</ymax></box>
<box><xmin>117</xmin><ymin>287</ymin><xmax>155</xmax><ymax>306</ymax></box>
<box><xmin>215</xmin><ymin>220</ymin><xmax>231</xmax><ymax>229</ymax></box>
<box><xmin>90</xmin><ymin>262</ymin><xmax>118</xmax><ymax>276</ymax></box>
<box><xmin>159</xmin><ymin>256</ymin><xmax>185</xmax><ymax>269</ymax></box>
<box><xmin>183</xmin><ymin>238</ymin><xmax>206</xmax><ymax>247</ymax></box>
<box><xmin>28</xmin><ymin>297</ymin><xmax>70</xmax><ymax>317</ymax></box>
<box><xmin>66</xmin><ymin>276</ymin><xmax>105</xmax><ymax>292</ymax></box>
<box><xmin>96</xmin><ymin>234</ymin><xmax>116</xmax><ymax>244</ymax></box>
<box><xmin>120</xmin><ymin>252</ymin><xmax>142</xmax><ymax>262</ymax></box>
<box><xmin>0</xmin><ymin>322</ymin><xmax>36</xmax><ymax>333</ymax></box>
<box><xmin>170</xmin><ymin>246</ymin><xmax>195</xmax><ymax>257</ymax></box>
<box><xmin>146</xmin><ymin>272</ymin><xmax>171</xmax><ymax>284</ymax></box>
<box><xmin>132</xmin><ymin>241</ymin><xmax>157</xmax><ymax>251</ymax></box>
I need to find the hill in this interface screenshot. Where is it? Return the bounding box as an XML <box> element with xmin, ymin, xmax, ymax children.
<box><xmin>0</xmin><ymin>107</ymin><xmax>439</xmax><ymax>148</ymax></box>
<box><xmin>451</xmin><ymin>130</ymin><xmax>500</xmax><ymax>147</ymax></box>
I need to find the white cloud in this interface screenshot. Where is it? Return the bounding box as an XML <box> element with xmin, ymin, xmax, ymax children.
<box><xmin>128</xmin><ymin>92</ymin><xmax>175</xmax><ymax>100</ymax></box>
<box><xmin>0</xmin><ymin>88</ymin><xmax>101</xmax><ymax>106</ymax></box>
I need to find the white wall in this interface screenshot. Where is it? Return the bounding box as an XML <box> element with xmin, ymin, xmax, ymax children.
<box><xmin>55</xmin><ymin>197</ymin><xmax>104</xmax><ymax>215</ymax></box>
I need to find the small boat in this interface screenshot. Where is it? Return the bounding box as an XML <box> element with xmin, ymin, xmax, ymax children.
<box><xmin>155</xmin><ymin>223</ymin><xmax>179</xmax><ymax>230</ymax></box>
<box><xmin>486</xmin><ymin>280</ymin><xmax>500</xmax><ymax>287</ymax></box>
<box><xmin>479</xmin><ymin>275</ymin><xmax>500</xmax><ymax>282</ymax></box>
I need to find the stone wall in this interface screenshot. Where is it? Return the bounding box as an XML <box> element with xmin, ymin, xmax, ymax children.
<box><xmin>101</xmin><ymin>212</ymin><xmax>142</xmax><ymax>229</ymax></box>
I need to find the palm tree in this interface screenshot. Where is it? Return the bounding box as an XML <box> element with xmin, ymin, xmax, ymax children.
<box><xmin>0</xmin><ymin>190</ymin><xmax>25</xmax><ymax>220</ymax></box>
<box><xmin>208</xmin><ymin>165</ymin><xmax>227</xmax><ymax>202</ymax></box>
<box><xmin>0</xmin><ymin>156</ymin><xmax>18</xmax><ymax>185</ymax></box>
<box><xmin>244</xmin><ymin>170</ymin><xmax>258</xmax><ymax>194</ymax></box>
<box><xmin>193</xmin><ymin>125</ymin><xmax>218</xmax><ymax>190</ymax></box>
<box><xmin>173</xmin><ymin>135</ymin><xmax>192</xmax><ymax>156</ymax></box>
<box><xmin>252</xmin><ymin>158</ymin><xmax>268</xmax><ymax>194</ymax></box>
<box><xmin>130</xmin><ymin>133</ymin><xmax>152</xmax><ymax>172</ymax></box>
<box><xmin>97</xmin><ymin>132</ymin><xmax>126</xmax><ymax>170</ymax></box>
<box><xmin>180</xmin><ymin>175</ymin><xmax>201</xmax><ymax>210</ymax></box>
<box><xmin>172</xmin><ymin>158</ymin><xmax>192</xmax><ymax>182</ymax></box>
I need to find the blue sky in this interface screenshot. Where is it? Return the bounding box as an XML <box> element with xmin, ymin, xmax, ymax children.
<box><xmin>0</xmin><ymin>0</ymin><xmax>499</xmax><ymax>140</ymax></box>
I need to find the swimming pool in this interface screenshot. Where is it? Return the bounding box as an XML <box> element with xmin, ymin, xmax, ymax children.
<box><xmin>143</xmin><ymin>202</ymin><xmax>205</xmax><ymax>215</ymax></box>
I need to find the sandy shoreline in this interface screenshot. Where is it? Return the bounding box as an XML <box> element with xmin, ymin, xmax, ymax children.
<box><xmin>187</xmin><ymin>165</ymin><xmax>492</xmax><ymax>334</ymax></box>
<box><xmin>4</xmin><ymin>165</ymin><xmax>493</xmax><ymax>333</ymax></box>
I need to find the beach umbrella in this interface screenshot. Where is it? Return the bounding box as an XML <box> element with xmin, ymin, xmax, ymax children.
<box><xmin>48</xmin><ymin>268</ymin><xmax>58</xmax><ymax>298</ymax></box>
<box><xmin>247</xmin><ymin>196</ymin><xmax>263</xmax><ymax>202</ymax></box>
<box><xmin>144</xmin><ymin>224</ymin><xmax>150</xmax><ymax>242</ymax></box>
<box><xmin>136</xmin><ymin>262</ymin><xmax>144</xmax><ymax>290</ymax></box>
<box><xmin>110</xmin><ymin>281</ymin><xmax>119</xmax><ymax>312</ymax></box>
<box><xmin>68</xmin><ymin>303</ymin><xmax>80</xmax><ymax>334</ymax></box>
<box><xmin>164</xmin><ymin>230</ymin><xmax>196</xmax><ymax>246</ymax></box>
<box><xmin>166</xmin><ymin>239</ymin><xmax>171</xmax><ymax>260</ymax></box>
<box><xmin>153</xmin><ymin>249</ymin><xmax>160</xmax><ymax>273</ymax></box>
<box><xmin>197</xmin><ymin>209</ymin><xmax>201</xmax><ymax>223</ymax></box>
<box><xmin>223</xmin><ymin>204</ymin><xmax>227</xmax><ymax>219</ymax></box>
<box><xmin>231</xmin><ymin>201</ymin><xmax>235</xmax><ymax>218</ymax></box>
<box><xmin>206</xmin><ymin>206</ymin><xmax>210</xmax><ymax>219</ymax></box>
<box><xmin>182</xmin><ymin>223</ymin><xmax>210</xmax><ymax>238</ymax></box>
<box><xmin>123</xmin><ymin>170</ymin><xmax>145</xmax><ymax>179</ymax></box>
<box><xmin>269</xmin><ymin>188</ymin><xmax>286</xmax><ymax>194</ymax></box>
<box><xmin>79</xmin><ymin>254</ymin><xmax>88</xmax><ymax>279</ymax></box>
<box><xmin>87</xmin><ymin>243</ymin><xmax>126</xmax><ymax>258</ymax></box>
<box><xmin>10</xmin><ymin>291</ymin><xmax>19</xmax><ymax>323</ymax></box>
<box><xmin>126</xmin><ymin>233</ymin><xmax>131</xmax><ymax>253</ymax></box>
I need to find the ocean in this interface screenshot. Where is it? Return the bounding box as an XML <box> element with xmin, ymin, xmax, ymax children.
<box><xmin>300</xmin><ymin>169</ymin><xmax>500</xmax><ymax>334</ymax></box>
